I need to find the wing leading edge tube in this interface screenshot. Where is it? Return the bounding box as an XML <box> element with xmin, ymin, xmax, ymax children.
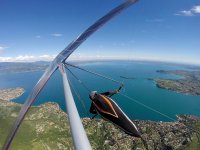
<box><xmin>2</xmin><ymin>0</ymin><xmax>138</xmax><ymax>149</ymax></box>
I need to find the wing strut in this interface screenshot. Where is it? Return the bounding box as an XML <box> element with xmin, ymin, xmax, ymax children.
<box><xmin>2</xmin><ymin>0</ymin><xmax>138</xmax><ymax>149</ymax></box>
<box><xmin>59</xmin><ymin>64</ymin><xmax>92</xmax><ymax>150</ymax></box>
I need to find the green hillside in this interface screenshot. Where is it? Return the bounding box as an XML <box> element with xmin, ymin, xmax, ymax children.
<box><xmin>0</xmin><ymin>100</ymin><xmax>199</xmax><ymax>150</ymax></box>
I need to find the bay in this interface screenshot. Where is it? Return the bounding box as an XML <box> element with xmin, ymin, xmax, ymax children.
<box><xmin>0</xmin><ymin>60</ymin><xmax>200</xmax><ymax>122</ymax></box>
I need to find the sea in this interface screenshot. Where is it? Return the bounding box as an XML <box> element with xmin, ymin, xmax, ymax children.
<box><xmin>0</xmin><ymin>60</ymin><xmax>200</xmax><ymax>122</ymax></box>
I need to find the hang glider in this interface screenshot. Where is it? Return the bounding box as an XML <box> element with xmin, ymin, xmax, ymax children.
<box><xmin>2</xmin><ymin>0</ymin><xmax>139</xmax><ymax>149</ymax></box>
<box><xmin>66</xmin><ymin>63</ymin><xmax>141</xmax><ymax>137</ymax></box>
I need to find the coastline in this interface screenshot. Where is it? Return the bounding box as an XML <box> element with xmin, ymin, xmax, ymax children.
<box><xmin>155</xmin><ymin>70</ymin><xmax>200</xmax><ymax>96</ymax></box>
<box><xmin>0</xmin><ymin>87</ymin><xmax>199</xmax><ymax>149</ymax></box>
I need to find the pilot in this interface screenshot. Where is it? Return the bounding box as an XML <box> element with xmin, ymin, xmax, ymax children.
<box><xmin>89</xmin><ymin>86</ymin><xmax>141</xmax><ymax>138</ymax></box>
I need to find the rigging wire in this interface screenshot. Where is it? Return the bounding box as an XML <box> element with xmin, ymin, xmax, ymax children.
<box><xmin>65</xmin><ymin>63</ymin><xmax>123</xmax><ymax>86</ymax></box>
<box><xmin>67</xmin><ymin>69</ymin><xmax>91</xmax><ymax>118</ymax></box>
<box><xmin>66</xmin><ymin>67</ymin><xmax>101</xmax><ymax>120</ymax></box>
<box><xmin>119</xmin><ymin>93</ymin><xmax>176</xmax><ymax>122</ymax></box>
<box><xmin>64</xmin><ymin>62</ymin><xmax>179</xmax><ymax>122</ymax></box>
<box><xmin>66</xmin><ymin>67</ymin><xmax>91</xmax><ymax>92</ymax></box>
<box><xmin>66</xmin><ymin>63</ymin><xmax>200</xmax><ymax>149</ymax></box>
<box><xmin>66</xmin><ymin>62</ymin><xmax>200</xmax><ymax>138</ymax></box>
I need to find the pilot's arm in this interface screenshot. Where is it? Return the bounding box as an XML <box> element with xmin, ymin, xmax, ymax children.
<box><xmin>101</xmin><ymin>85</ymin><xmax>123</xmax><ymax>97</ymax></box>
<box><xmin>101</xmin><ymin>90</ymin><xmax>118</xmax><ymax>97</ymax></box>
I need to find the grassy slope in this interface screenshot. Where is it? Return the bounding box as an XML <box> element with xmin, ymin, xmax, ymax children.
<box><xmin>0</xmin><ymin>101</ymin><xmax>145</xmax><ymax>150</ymax></box>
<box><xmin>185</xmin><ymin>122</ymin><xmax>200</xmax><ymax>150</ymax></box>
<box><xmin>0</xmin><ymin>102</ymin><xmax>73</xmax><ymax>150</ymax></box>
<box><xmin>0</xmin><ymin>101</ymin><xmax>200</xmax><ymax>150</ymax></box>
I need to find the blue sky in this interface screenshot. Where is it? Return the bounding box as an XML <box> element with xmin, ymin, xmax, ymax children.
<box><xmin>0</xmin><ymin>0</ymin><xmax>200</xmax><ymax>64</ymax></box>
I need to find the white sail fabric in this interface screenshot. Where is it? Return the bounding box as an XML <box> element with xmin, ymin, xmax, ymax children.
<box><xmin>2</xmin><ymin>0</ymin><xmax>138</xmax><ymax>149</ymax></box>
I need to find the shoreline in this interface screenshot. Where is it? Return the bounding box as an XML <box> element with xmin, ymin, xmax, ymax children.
<box><xmin>155</xmin><ymin>70</ymin><xmax>200</xmax><ymax>96</ymax></box>
<box><xmin>0</xmin><ymin>87</ymin><xmax>199</xmax><ymax>122</ymax></box>
<box><xmin>0</xmin><ymin>87</ymin><xmax>200</xmax><ymax>149</ymax></box>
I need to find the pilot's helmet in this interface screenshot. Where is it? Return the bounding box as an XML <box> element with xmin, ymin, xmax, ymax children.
<box><xmin>89</xmin><ymin>91</ymin><xmax>97</xmax><ymax>100</ymax></box>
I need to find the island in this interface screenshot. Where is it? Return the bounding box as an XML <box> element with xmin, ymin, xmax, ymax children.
<box><xmin>0</xmin><ymin>87</ymin><xmax>200</xmax><ymax>149</ymax></box>
<box><xmin>155</xmin><ymin>70</ymin><xmax>200</xmax><ymax>96</ymax></box>
<box><xmin>120</xmin><ymin>76</ymin><xmax>136</xmax><ymax>80</ymax></box>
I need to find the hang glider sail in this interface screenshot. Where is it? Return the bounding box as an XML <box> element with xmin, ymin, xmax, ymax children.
<box><xmin>2</xmin><ymin>0</ymin><xmax>139</xmax><ymax>149</ymax></box>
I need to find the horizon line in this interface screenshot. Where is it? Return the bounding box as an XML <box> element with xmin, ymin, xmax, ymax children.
<box><xmin>0</xmin><ymin>58</ymin><xmax>200</xmax><ymax>67</ymax></box>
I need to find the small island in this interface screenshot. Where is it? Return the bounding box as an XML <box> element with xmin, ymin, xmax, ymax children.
<box><xmin>0</xmin><ymin>87</ymin><xmax>25</xmax><ymax>101</ymax></box>
<box><xmin>155</xmin><ymin>70</ymin><xmax>200</xmax><ymax>96</ymax></box>
<box><xmin>120</xmin><ymin>76</ymin><xmax>136</xmax><ymax>80</ymax></box>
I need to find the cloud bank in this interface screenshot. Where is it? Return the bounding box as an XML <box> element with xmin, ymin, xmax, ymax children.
<box><xmin>176</xmin><ymin>5</ymin><xmax>200</xmax><ymax>16</ymax></box>
<box><xmin>0</xmin><ymin>53</ymin><xmax>200</xmax><ymax>66</ymax></box>
<box><xmin>0</xmin><ymin>55</ymin><xmax>56</xmax><ymax>62</ymax></box>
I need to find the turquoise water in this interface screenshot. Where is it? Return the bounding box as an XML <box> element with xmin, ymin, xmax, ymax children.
<box><xmin>0</xmin><ymin>61</ymin><xmax>200</xmax><ymax>122</ymax></box>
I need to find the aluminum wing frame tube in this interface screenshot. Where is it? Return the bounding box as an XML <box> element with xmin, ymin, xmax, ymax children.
<box><xmin>59</xmin><ymin>64</ymin><xmax>92</xmax><ymax>150</ymax></box>
<box><xmin>2</xmin><ymin>0</ymin><xmax>138</xmax><ymax>149</ymax></box>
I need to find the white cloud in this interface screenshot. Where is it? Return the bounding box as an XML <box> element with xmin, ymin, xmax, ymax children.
<box><xmin>0</xmin><ymin>55</ymin><xmax>56</xmax><ymax>62</ymax></box>
<box><xmin>176</xmin><ymin>10</ymin><xmax>193</xmax><ymax>16</ymax></box>
<box><xmin>51</xmin><ymin>33</ymin><xmax>63</xmax><ymax>37</ymax></box>
<box><xmin>1</xmin><ymin>53</ymin><xmax>199</xmax><ymax>65</ymax></box>
<box><xmin>0</xmin><ymin>57</ymin><xmax>12</xmax><ymax>62</ymax></box>
<box><xmin>176</xmin><ymin>5</ymin><xmax>200</xmax><ymax>16</ymax></box>
<box><xmin>192</xmin><ymin>5</ymin><xmax>200</xmax><ymax>13</ymax></box>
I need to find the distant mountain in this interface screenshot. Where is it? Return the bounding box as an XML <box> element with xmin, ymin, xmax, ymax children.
<box><xmin>32</xmin><ymin>61</ymin><xmax>50</xmax><ymax>65</ymax></box>
<box><xmin>0</xmin><ymin>62</ymin><xmax>49</xmax><ymax>74</ymax></box>
<box><xmin>0</xmin><ymin>60</ymin><xmax>200</xmax><ymax>74</ymax></box>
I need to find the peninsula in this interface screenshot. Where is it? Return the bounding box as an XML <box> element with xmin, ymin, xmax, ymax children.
<box><xmin>155</xmin><ymin>70</ymin><xmax>200</xmax><ymax>96</ymax></box>
<box><xmin>0</xmin><ymin>87</ymin><xmax>24</xmax><ymax>101</ymax></box>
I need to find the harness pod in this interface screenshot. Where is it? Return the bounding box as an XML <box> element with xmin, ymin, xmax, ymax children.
<box><xmin>89</xmin><ymin>91</ymin><xmax>141</xmax><ymax>138</ymax></box>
